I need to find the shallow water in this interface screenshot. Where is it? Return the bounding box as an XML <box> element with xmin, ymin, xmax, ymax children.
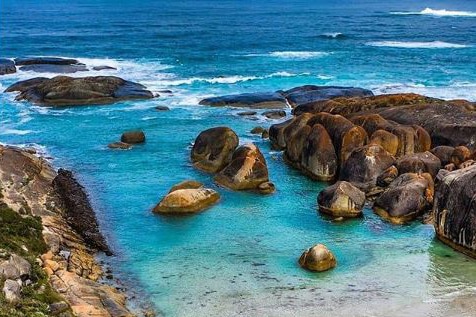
<box><xmin>1</xmin><ymin>0</ymin><xmax>476</xmax><ymax>316</ymax></box>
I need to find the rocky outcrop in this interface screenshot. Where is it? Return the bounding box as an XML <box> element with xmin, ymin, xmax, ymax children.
<box><xmin>340</xmin><ymin>144</ymin><xmax>396</xmax><ymax>192</ymax></box>
<box><xmin>0</xmin><ymin>145</ymin><xmax>136</xmax><ymax>316</ymax></box>
<box><xmin>298</xmin><ymin>244</ymin><xmax>336</xmax><ymax>272</ymax></box>
<box><xmin>318</xmin><ymin>181</ymin><xmax>365</xmax><ymax>218</ymax></box>
<box><xmin>269</xmin><ymin>119</ymin><xmax>292</xmax><ymax>150</ymax></box>
<box><xmin>374</xmin><ymin>173</ymin><xmax>434</xmax><ymax>224</ymax></box>
<box><xmin>199</xmin><ymin>92</ymin><xmax>288</xmax><ymax>109</ymax></box>
<box><xmin>434</xmin><ymin>166</ymin><xmax>476</xmax><ymax>258</ymax></box>
<box><xmin>191</xmin><ymin>127</ymin><xmax>239</xmax><ymax>173</ymax></box>
<box><xmin>14</xmin><ymin>57</ymin><xmax>87</xmax><ymax>74</ymax></box>
<box><xmin>14</xmin><ymin>57</ymin><xmax>80</xmax><ymax>66</ymax></box>
<box><xmin>0</xmin><ymin>58</ymin><xmax>16</xmax><ymax>75</ymax></box>
<box><xmin>153</xmin><ymin>181</ymin><xmax>220</xmax><ymax>214</ymax></box>
<box><xmin>5</xmin><ymin>76</ymin><xmax>153</xmax><ymax>106</ymax></box>
<box><xmin>214</xmin><ymin>143</ymin><xmax>273</xmax><ymax>193</ymax></box>
<box><xmin>282</xmin><ymin>85</ymin><xmax>374</xmax><ymax>107</ymax></box>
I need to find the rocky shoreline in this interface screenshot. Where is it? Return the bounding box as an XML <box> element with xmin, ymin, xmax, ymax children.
<box><xmin>0</xmin><ymin>144</ymin><xmax>153</xmax><ymax>316</ymax></box>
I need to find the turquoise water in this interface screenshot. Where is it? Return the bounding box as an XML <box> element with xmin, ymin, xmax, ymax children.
<box><xmin>1</xmin><ymin>0</ymin><xmax>476</xmax><ymax>316</ymax></box>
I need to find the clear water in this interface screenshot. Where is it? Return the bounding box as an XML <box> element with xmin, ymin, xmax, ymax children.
<box><xmin>1</xmin><ymin>0</ymin><xmax>476</xmax><ymax>316</ymax></box>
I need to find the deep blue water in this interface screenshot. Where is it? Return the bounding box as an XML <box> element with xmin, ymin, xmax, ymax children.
<box><xmin>1</xmin><ymin>1</ymin><xmax>476</xmax><ymax>316</ymax></box>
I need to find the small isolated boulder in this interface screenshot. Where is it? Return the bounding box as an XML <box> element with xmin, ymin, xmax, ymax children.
<box><xmin>299</xmin><ymin>244</ymin><xmax>337</xmax><ymax>272</ymax></box>
<box><xmin>340</xmin><ymin>144</ymin><xmax>396</xmax><ymax>192</ymax></box>
<box><xmin>108</xmin><ymin>142</ymin><xmax>132</xmax><ymax>150</ymax></box>
<box><xmin>214</xmin><ymin>143</ymin><xmax>272</xmax><ymax>192</ymax></box>
<box><xmin>121</xmin><ymin>130</ymin><xmax>145</xmax><ymax>144</ymax></box>
<box><xmin>0</xmin><ymin>58</ymin><xmax>16</xmax><ymax>75</ymax></box>
<box><xmin>251</xmin><ymin>126</ymin><xmax>265</xmax><ymax>134</ymax></box>
<box><xmin>155</xmin><ymin>105</ymin><xmax>170</xmax><ymax>111</ymax></box>
<box><xmin>374</xmin><ymin>173</ymin><xmax>434</xmax><ymax>224</ymax></box>
<box><xmin>191</xmin><ymin>127</ymin><xmax>239</xmax><ymax>173</ymax></box>
<box><xmin>318</xmin><ymin>181</ymin><xmax>365</xmax><ymax>218</ymax></box>
<box><xmin>396</xmin><ymin>151</ymin><xmax>441</xmax><ymax>178</ymax></box>
<box><xmin>153</xmin><ymin>181</ymin><xmax>220</xmax><ymax>214</ymax></box>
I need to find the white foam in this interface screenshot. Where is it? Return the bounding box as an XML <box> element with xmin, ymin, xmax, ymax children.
<box><xmin>269</xmin><ymin>51</ymin><xmax>330</xmax><ymax>59</ymax></box>
<box><xmin>372</xmin><ymin>82</ymin><xmax>476</xmax><ymax>101</ymax></box>
<box><xmin>0</xmin><ymin>129</ymin><xmax>34</xmax><ymax>135</ymax></box>
<box><xmin>391</xmin><ymin>8</ymin><xmax>476</xmax><ymax>17</ymax></box>
<box><xmin>321</xmin><ymin>32</ymin><xmax>345</xmax><ymax>38</ymax></box>
<box><xmin>366</xmin><ymin>41</ymin><xmax>470</xmax><ymax>49</ymax></box>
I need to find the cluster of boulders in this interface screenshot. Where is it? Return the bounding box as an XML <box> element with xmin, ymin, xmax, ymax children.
<box><xmin>0</xmin><ymin>255</ymin><xmax>32</xmax><ymax>303</ymax></box>
<box><xmin>0</xmin><ymin>57</ymin><xmax>118</xmax><ymax>75</ymax></box>
<box><xmin>154</xmin><ymin>127</ymin><xmax>275</xmax><ymax>214</ymax></box>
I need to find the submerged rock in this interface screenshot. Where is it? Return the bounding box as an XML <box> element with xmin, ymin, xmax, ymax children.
<box><xmin>121</xmin><ymin>130</ymin><xmax>146</xmax><ymax>144</ymax></box>
<box><xmin>5</xmin><ymin>76</ymin><xmax>153</xmax><ymax>106</ymax></box>
<box><xmin>191</xmin><ymin>127</ymin><xmax>239</xmax><ymax>173</ymax></box>
<box><xmin>214</xmin><ymin>143</ymin><xmax>272</xmax><ymax>193</ymax></box>
<box><xmin>434</xmin><ymin>165</ymin><xmax>476</xmax><ymax>258</ymax></box>
<box><xmin>199</xmin><ymin>92</ymin><xmax>288</xmax><ymax>109</ymax></box>
<box><xmin>250</xmin><ymin>126</ymin><xmax>265</xmax><ymax>134</ymax></box>
<box><xmin>108</xmin><ymin>142</ymin><xmax>132</xmax><ymax>150</ymax></box>
<box><xmin>92</xmin><ymin>65</ymin><xmax>117</xmax><ymax>71</ymax></box>
<box><xmin>299</xmin><ymin>244</ymin><xmax>336</xmax><ymax>272</ymax></box>
<box><xmin>283</xmin><ymin>85</ymin><xmax>374</xmax><ymax>107</ymax></box>
<box><xmin>318</xmin><ymin>181</ymin><xmax>365</xmax><ymax>218</ymax></box>
<box><xmin>0</xmin><ymin>58</ymin><xmax>16</xmax><ymax>75</ymax></box>
<box><xmin>155</xmin><ymin>105</ymin><xmax>170</xmax><ymax>111</ymax></box>
<box><xmin>262</xmin><ymin>110</ymin><xmax>286</xmax><ymax>119</ymax></box>
<box><xmin>153</xmin><ymin>182</ymin><xmax>220</xmax><ymax>214</ymax></box>
<box><xmin>374</xmin><ymin>173</ymin><xmax>434</xmax><ymax>224</ymax></box>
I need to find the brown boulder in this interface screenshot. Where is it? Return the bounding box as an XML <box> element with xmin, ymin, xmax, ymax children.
<box><xmin>269</xmin><ymin>119</ymin><xmax>292</xmax><ymax>150</ymax></box>
<box><xmin>374</xmin><ymin>172</ymin><xmax>434</xmax><ymax>224</ymax></box>
<box><xmin>153</xmin><ymin>184</ymin><xmax>220</xmax><ymax>214</ymax></box>
<box><xmin>396</xmin><ymin>151</ymin><xmax>441</xmax><ymax>177</ymax></box>
<box><xmin>318</xmin><ymin>181</ymin><xmax>365</xmax><ymax>218</ymax></box>
<box><xmin>121</xmin><ymin>130</ymin><xmax>145</xmax><ymax>144</ymax></box>
<box><xmin>450</xmin><ymin>146</ymin><xmax>472</xmax><ymax>168</ymax></box>
<box><xmin>191</xmin><ymin>127</ymin><xmax>239</xmax><ymax>173</ymax></box>
<box><xmin>299</xmin><ymin>244</ymin><xmax>336</xmax><ymax>272</ymax></box>
<box><xmin>340</xmin><ymin>144</ymin><xmax>395</xmax><ymax>191</ymax></box>
<box><xmin>430</xmin><ymin>146</ymin><xmax>455</xmax><ymax>166</ymax></box>
<box><xmin>412</xmin><ymin>125</ymin><xmax>432</xmax><ymax>152</ymax></box>
<box><xmin>214</xmin><ymin>143</ymin><xmax>271</xmax><ymax>192</ymax></box>
<box><xmin>369</xmin><ymin>129</ymin><xmax>398</xmax><ymax>156</ymax></box>
<box><xmin>301</xmin><ymin>124</ymin><xmax>337</xmax><ymax>181</ymax></box>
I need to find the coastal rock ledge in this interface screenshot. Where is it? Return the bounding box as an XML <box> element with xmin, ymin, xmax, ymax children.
<box><xmin>0</xmin><ymin>145</ymin><xmax>139</xmax><ymax>316</ymax></box>
<box><xmin>5</xmin><ymin>75</ymin><xmax>154</xmax><ymax>106</ymax></box>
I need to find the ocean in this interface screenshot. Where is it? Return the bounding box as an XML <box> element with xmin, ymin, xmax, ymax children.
<box><xmin>1</xmin><ymin>0</ymin><xmax>476</xmax><ymax>316</ymax></box>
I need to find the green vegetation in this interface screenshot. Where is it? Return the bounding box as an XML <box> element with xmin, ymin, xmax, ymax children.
<box><xmin>0</xmin><ymin>202</ymin><xmax>69</xmax><ymax>316</ymax></box>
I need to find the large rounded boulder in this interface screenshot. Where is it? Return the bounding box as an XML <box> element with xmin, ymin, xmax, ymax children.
<box><xmin>434</xmin><ymin>165</ymin><xmax>476</xmax><ymax>258</ymax></box>
<box><xmin>299</xmin><ymin>244</ymin><xmax>337</xmax><ymax>272</ymax></box>
<box><xmin>318</xmin><ymin>181</ymin><xmax>365</xmax><ymax>218</ymax></box>
<box><xmin>191</xmin><ymin>127</ymin><xmax>239</xmax><ymax>173</ymax></box>
<box><xmin>269</xmin><ymin>119</ymin><xmax>292</xmax><ymax>150</ymax></box>
<box><xmin>340</xmin><ymin>144</ymin><xmax>396</xmax><ymax>192</ymax></box>
<box><xmin>214</xmin><ymin>143</ymin><xmax>272</xmax><ymax>193</ymax></box>
<box><xmin>153</xmin><ymin>181</ymin><xmax>220</xmax><ymax>214</ymax></box>
<box><xmin>430</xmin><ymin>146</ymin><xmax>455</xmax><ymax>166</ymax></box>
<box><xmin>374</xmin><ymin>173</ymin><xmax>434</xmax><ymax>224</ymax></box>
<box><xmin>301</xmin><ymin>124</ymin><xmax>338</xmax><ymax>181</ymax></box>
<box><xmin>396</xmin><ymin>151</ymin><xmax>441</xmax><ymax>178</ymax></box>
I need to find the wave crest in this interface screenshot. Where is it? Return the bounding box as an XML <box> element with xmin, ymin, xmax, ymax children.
<box><xmin>366</xmin><ymin>41</ymin><xmax>470</xmax><ymax>49</ymax></box>
<box><xmin>391</xmin><ymin>8</ymin><xmax>476</xmax><ymax>17</ymax></box>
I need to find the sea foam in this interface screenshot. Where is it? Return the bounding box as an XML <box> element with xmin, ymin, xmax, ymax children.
<box><xmin>366</xmin><ymin>41</ymin><xmax>470</xmax><ymax>49</ymax></box>
<box><xmin>391</xmin><ymin>8</ymin><xmax>476</xmax><ymax>17</ymax></box>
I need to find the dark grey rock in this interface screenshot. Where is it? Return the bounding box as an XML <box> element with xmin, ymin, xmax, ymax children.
<box><xmin>199</xmin><ymin>92</ymin><xmax>288</xmax><ymax>109</ymax></box>
<box><xmin>0</xmin><ymin>58</ymin><xmax>16</xmax><ymax>75</ymax></box>
<box><xmin>282</xmin><ymin>85</ymin><xmax>374</xmax><ymax>107</ymax></box>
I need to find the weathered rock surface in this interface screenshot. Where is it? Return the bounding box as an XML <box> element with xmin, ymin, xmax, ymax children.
<box><xmin>14</xmin><ymin>57</ymin><xmax>80</xmax><ymax>66</ymax></box>
<box><xmin>5</xmin><ymin>75</ymin><xmax>153</xmax><ymax>106</ymax></box>
<box><xmin>434</xmin><ymin>166</ymin><xmax>476</xmax><ymax>258</ymax></box>
<box><xmin>283</xmin><ymin>85</ymin><xmax>374</xmax><ymax>107</ymax></box>
<box><xmin>153</xmin><ymin>181</ymin><xmax>220</xmax><ymax>214</ymax></box>
<box><xmin>430</xmin><ymin>146</ymin><xmax>455</xmax><ymax>166</ymax></box>
<box><xmin>19</xmin><ymin>64</ymin><xmax>88</xmax><ymax>73</ymax></box>
<box><xmin>191</xmin><ymin>127</ymin><xmax>239</xmax><ymax>173</ymax></box>
<box><xmin>121</xmin><ymin>130</ymin><xmax>146</xmax><ymax>144</ymax></box>
<box><xmin>0</xmin><ymin>144</ymin><xmax>135</xmax><ymax>316</ymax></box>
<box><xmin>396</xmin><ymin>151</ymin><xmax>441</xmax><ymax>177</ymax></box>
<box><xmin>2</xmin><ymin>279</ymin><xmax>21</xmax><ymax>303</ymax></box>
<box><xmin>269</xmin><ymin>119</ymin><xmax>292</xmax><ymax>150</ymax></box>
<box><xmin>299</xmin><ymin>244</ymin><xmax>336</xmax><ymax>272</ymax></box>
<box><xmin>199</xmin><ymin>92</ymin><xmax>288</xmax><ymax>109</ymax></box>
<box><xmin>374</xmin><ymin>173</ymin><xmax>434</xmax><ymax>224</ymax></box>
<box><xmin>450</xmin><ymin>146</ymin><xmax>472</xmax><ymax>168</ymax></box>
<box><xmin>318</xmin><ymin>181</ymin><xmax>365</xmax><ymax>218</ymax></box>
<box><xmin>340</xmin><ymin>144</ymin><xmax>395</xmax><ymax>191</ymax></box>
<box><xmin>0</xmin><ymin>58</ymin><xmax>16</xmax><ymax>75</ymax></box>
<box><xmin>52</xmin><ymin>169</ymin><xmax>111</xmax><ymax>254</ymax></box>
<box><xmin>262</xmin><ymin>110</ymin><xmax>286</xmax><ymax>119</ymax></box>
<box><xmin>0</xmin><ymin>255</ymin><xmax>31</xmax><ymax>281</ymax></box>
<box><xmin>214</xmin><ymin>143</ymin><xmax>272</xmax><ymax>193</ymax></box>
